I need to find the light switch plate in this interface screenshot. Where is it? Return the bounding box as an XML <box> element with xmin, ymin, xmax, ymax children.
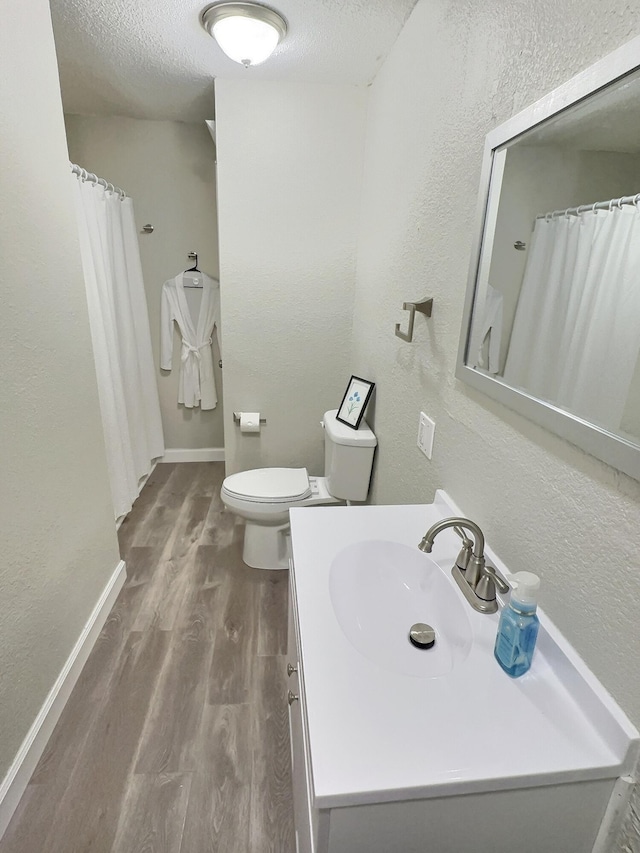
<box><xmin>417</xmin><ymin>412</ymin><xmax>435</xmax><ymax>460</ymax></box>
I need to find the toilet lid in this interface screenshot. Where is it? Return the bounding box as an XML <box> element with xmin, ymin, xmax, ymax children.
<box><xmin>223</xmin><ymin>467</ymin><xmax>311</xmax><ymax>503</ymax></box>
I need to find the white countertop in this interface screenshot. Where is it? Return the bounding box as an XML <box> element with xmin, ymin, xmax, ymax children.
<box><xmin>289</xmin><ymin>491</ymin><xmax>639</xmax><ymax>808</ymax></box>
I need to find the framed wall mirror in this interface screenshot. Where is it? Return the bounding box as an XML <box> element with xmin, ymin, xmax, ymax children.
<box><xmin>457</xmin><ymin>35</ymin><xmax>640</xmax><ymax>480</ymax></box>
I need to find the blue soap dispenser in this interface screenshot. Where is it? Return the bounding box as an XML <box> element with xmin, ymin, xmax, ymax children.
<box><xmin>494</xmin><ymin>571</ymin><xmax>540</xmax><ymax>678</ymax></box>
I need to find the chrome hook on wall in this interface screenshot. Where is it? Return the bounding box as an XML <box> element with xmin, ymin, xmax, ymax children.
<box><xmin>394</xmin><ymin>297</ymin><xmax>434</xmax><ymax>343</ymax></box>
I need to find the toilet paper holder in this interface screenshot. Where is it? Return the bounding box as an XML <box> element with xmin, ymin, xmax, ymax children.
<box><xmin>233</xmin><ymin>412</ymin><xmax>267</xmax><ymax>425</ymax></box>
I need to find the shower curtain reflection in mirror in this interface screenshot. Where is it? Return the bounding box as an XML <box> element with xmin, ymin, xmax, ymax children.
<box><xmin>491</xmin><ymin>203</ymin><xmax>640</xmax><ymax>440</ymax></box>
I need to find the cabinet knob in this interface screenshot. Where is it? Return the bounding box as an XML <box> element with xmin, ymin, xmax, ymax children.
<box><xmin>287</xmin><ymin>663</ymin><xmax>297</xmax><ymax>677</ymax></box>
<box><xmin>287</xmin><ymin>690</ymin><xmax>299</xmax><ymax>706</ymax></box>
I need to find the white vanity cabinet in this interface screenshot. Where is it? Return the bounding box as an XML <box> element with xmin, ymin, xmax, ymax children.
<box><xmin>286</xmin><ymin>495</ymin><xmax>639</xmax><ymax>853</ymax></box>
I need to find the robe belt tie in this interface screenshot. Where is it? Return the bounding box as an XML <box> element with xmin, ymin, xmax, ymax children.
<box><xmin>181</xmin><ymin>338</ymin><xmax>212</xmax><ymax>362</ymax></box>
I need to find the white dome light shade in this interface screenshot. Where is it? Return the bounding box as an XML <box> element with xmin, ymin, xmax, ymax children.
<box><xmin>201</xmin><ymin>3</ymin><xmax>287</xmax><ymax>67</ymax></box>
<box><xmin>213</xmin><ymin>16</ymin><xmax>279</xmax><ymax>66</ymax></box>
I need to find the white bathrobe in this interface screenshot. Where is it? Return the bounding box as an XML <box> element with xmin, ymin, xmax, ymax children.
<box><xmin>160</xmin><ymin>272</ymin><xmax>220</xmax><ymax>409</ymax></box>
<box><xmin>476</xmin><ymin>284</ymin><xmax>504</xmax><ymax>374</ymax></box>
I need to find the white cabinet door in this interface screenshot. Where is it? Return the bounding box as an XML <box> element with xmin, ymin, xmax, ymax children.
<box><xmin>288</xmin><ymin>676</ymin><xmax>313</xmax><ymax>853</ymax></box>
<box><xmin>288</xmin><ymin>574</ymin><xmax>314</xmax><ymax>853</ymax></box>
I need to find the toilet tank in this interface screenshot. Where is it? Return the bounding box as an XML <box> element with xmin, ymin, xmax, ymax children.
<box><xmin>323</xmin><ymin>410</ymin><xmax>377</xmax><ymax>501</ymax></box>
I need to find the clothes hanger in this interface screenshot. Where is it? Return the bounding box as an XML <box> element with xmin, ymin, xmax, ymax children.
<box><xmin>183</xmin><ymin>252</ymin><xmax>203</xmax><ymax>288</ymax></box>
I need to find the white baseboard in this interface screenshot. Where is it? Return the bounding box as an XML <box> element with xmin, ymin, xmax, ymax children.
<box><xmin>161</xmin><ymin>447</ymin><xmax>225</xmax><ymax>463</ymax></box>
<box><xmin>0</xmin><ymin>560</ymin><xmax>127</xmax><ymax>840</ymax></box>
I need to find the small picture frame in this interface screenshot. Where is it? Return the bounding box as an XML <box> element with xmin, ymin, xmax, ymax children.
<box><xmin>336</xmin><ymin>375</ymin><xmax>375</xmax><ymax>430</ymax></box>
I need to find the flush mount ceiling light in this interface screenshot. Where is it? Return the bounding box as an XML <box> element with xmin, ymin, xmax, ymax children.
<box><xmin>201</xmin><ymin>2</ymin><xmax>287</xmax><ymax>68</ymax></box>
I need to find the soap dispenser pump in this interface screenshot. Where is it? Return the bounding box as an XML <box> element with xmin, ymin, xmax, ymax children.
<box><xmin>494</xmin><ymin>571</ymin><xmax>540</xmax><ymax>678</ymax></box>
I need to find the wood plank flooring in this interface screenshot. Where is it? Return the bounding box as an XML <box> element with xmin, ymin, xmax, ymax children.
<box><xmin>0</xmin><ymin>462</ymin><xmax>295</xmax><ymax>853</ymax></box>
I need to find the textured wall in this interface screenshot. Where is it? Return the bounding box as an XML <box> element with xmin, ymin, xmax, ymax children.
<box><xmin>353</xmin><ymin>0</ymin><xmax>640</xmax><ymax>847</ymax></box>
<box><xmin>619</xmin><ymin>787</ymin><xmax>640</xmax><ymax>852</ymax></box>
<box><xmin>215</xmin><ymin>80</ymin><xmax>367</xmax><ymax>474</ymax></box>
<box><xmin>65</xmin><ymin>115</ymin><xmax>223</xmax><ymax>451</ymax></box>
<box><xmin>0</xmin><ymin>1</ymin><xmax>120</xmax><ymax>780</ymax></box>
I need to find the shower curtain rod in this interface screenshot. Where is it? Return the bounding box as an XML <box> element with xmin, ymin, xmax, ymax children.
<box><xmin>536</xmin><ymin>191</ymin><xmax>640</xmax><ymax>221</ymax></box>
<box><xmin>70</xmin><ymin>162</ymin><xmax>126</xmax><ymax>199</ymax></box>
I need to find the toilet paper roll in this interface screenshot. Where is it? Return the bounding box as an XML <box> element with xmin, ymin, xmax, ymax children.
<box><xmin>240</xmin><ymin>412</ymin><xmax>261</xmax><ymax>433</ymax></box>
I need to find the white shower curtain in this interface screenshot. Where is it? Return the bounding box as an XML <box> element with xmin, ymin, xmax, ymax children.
<box><xmin>72</xmin><ymin>175</ymin><xmax>164</xmax><ymax>519</ymax></box>
<box><xmin>503</xmin><ymin>205</ymin><xmax>640</xmax><ymax>434</ymax></box>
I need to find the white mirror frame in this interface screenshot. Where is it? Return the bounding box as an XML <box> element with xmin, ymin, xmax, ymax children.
<box><xmin>456</xmin><ymin>34</ymin><xmax>640</xmax><ymax>481</ymax></box>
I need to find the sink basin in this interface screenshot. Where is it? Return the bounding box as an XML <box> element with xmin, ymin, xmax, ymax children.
<box><xmin>329</xmin><ymin>539</ymin><xmax>473</xmax><ymax>677</ymax></box>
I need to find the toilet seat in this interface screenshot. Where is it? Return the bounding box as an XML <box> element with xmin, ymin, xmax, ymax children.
<box><xmin>222</xmin><ymin>467</ymin><xmax>311</xmax><ymax>504</ymax></box>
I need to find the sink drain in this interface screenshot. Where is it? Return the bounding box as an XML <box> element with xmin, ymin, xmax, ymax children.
<box><xmin>409</xmin><ymin>623</ymin><xmax>436</xmax><ymax>649</ymax></box>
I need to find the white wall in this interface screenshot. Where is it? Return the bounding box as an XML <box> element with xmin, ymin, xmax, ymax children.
<box><xmin>0</xmin><ymin>0</ymin><xmax>120</xmax><ymax>783</ymax></box>
<box><xmin>65</xmin><ymin>115</ymin><xmax>223</xmax><ymax>451</ymax></box>
<box><xmin>215</xmin><ymin>80</ymin><xmax>367</xmax><ymax>474</ymax></box>
<box><xmin>352</xmin><ymin>1</ymin><xmax>640</xmax><ymax>848</ymax></box>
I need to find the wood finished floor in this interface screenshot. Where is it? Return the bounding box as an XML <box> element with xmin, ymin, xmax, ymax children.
<box><xmin>0</xmin><ymin>462</ymin><xmax>296</xmax><ymax>853</ymax></box>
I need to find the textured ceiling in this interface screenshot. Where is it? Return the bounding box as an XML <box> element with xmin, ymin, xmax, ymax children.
<box><xmin>50</xmin><ymin>0</ymin><xmax>418</xmax><ymax>122</ymax></box>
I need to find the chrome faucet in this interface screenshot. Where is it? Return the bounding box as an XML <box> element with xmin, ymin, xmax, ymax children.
<box><xmin>418</xmin><ymin>517</ymin><xmax>509</xmax><ymax>614</ymax></box>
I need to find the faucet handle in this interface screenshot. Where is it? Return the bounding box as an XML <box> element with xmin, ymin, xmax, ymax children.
<box><xmin>453</xmin><ymin>525</ymin><xmax>473</xmax><ymax>573</ymax></box>
<box><xmin>452</xmin><ymin>526</ymin><xmax>473</xmax><ymax>572</ymax></box>
<box><xmin>453</xmin><ymin>525</ymin><xmax>472</xmax><ymax>548</ymax></box>
<box><xmin>475</xmin><ymin>564</ymin><xmax>510</xmax><ymax>604</ymax></box>
<box><xmin>484</xmin><ymin>564</ymin><xmax>510</xmax><ymax>595</ymax></box>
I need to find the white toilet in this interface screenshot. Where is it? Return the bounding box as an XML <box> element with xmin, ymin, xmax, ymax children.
<box><xmin>220</xmin><ymin>409</ymin><xmax>377</xmax><ymax>570</ymax></box>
